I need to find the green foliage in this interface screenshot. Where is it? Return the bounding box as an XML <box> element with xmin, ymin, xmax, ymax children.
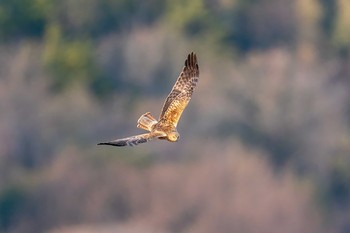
<box><xmin>326</xmin><ymin>157</ymin><xmax>350</xmax><ymax>207</ymax></box>
<box><xmin>43</xmin><ymin>24</ymin><xmax>100</xmax><ymax>92</ymax></box>
<box><xmin>43</xmin><ymin>0</ymin><xmax>165</xmax><ymax>37</ymax></box>
<box><xmin>0</xmin><ymin>186</ymin><xmax>27</xmax><ymax>230</ymax></box>
<box><xmin>97</xmin><ymin>0</ymin><xmax>165</xmax><ymax>33</ymax></box>
<box><xmin>166</xmin><ymin>0</ymin><xmax>210</xmax><ymax>35</ymax></box>
<box><xmin>332</xmin><ymin>0</ymin><xmax>350</xmax><ymax>50</ymax></box>
<box><xmin>165</xmin><ymin>0</ymin><xmax>298</xmax><ymax>52</ymax></box>
<box><xmin>320</xmin><ymin>0</ymin><xmax>337</xmax><ymax>38</ymax></box>
<box><xmin>0</xmin><ymin>0</ymin><xmax>51</xmax><ymax>39</ymax></box>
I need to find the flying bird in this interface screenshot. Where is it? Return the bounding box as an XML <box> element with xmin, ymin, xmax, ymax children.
<box><xmin>98</xmin><ymin>52</ymin><xmax>199</xmax><ymax>147</ymax></box>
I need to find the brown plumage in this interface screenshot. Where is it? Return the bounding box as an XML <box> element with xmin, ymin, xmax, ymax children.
<box><xmin>98</xmin><ymin>52</ymin><xmax>199</xmax><ymax>147</ymax></box>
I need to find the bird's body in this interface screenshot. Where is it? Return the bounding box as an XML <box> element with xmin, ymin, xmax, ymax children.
<box><xmin>98</xmin><ymin>52</ymin><xmax>199</xmax><ymax>147</ymax></box>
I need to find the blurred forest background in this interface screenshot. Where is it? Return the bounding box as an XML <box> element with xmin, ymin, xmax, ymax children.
<box><xmin>1</xmin><ymin>0</ymin><xmax>350</xmax><ymax>232</ymax></box>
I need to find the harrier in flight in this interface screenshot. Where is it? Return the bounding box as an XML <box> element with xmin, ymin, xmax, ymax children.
<box><xmin>98</xmin><ymin>52</ymin><xmax>199</xmax><ymax>147</ymax></box>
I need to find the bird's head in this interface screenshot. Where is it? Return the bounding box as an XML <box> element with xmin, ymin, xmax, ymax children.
<box><xmin>167</xmin><ymin>131</ymin><xmax>180</xmax><ymax>142</ymax></box>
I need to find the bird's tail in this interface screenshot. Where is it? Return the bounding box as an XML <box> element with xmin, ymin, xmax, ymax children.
<box><xmin>137</xmin><ymin>112</ymin><xmax>158</xmax><ymax>131</ymax></box>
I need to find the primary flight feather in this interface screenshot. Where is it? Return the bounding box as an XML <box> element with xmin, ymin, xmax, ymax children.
<box><xmin>98</xmin><ymin>52</ymin><xmax>199</xmax><ymax>147</ymax></box>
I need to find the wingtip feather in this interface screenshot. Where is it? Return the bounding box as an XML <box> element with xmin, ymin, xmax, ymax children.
<box><xmin>97</xmin><ymin>141</ymin><xmax>126</xmax><ymax>147</ymax></box>
<box><xmin>185</xmin><ymin>52</ymin><xmax>198</xmax><ymax>68</ymax></box>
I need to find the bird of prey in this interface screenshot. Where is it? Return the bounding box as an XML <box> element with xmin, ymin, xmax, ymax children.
<box><xmin>98</xmin><ymin>52</ymin><xmax>199</xmax><ymax>147</ymax></box>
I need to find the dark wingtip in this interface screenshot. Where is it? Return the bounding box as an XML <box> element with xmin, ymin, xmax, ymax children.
<box><xmin>185</xmin><ymin>52</ymin><xmax>198</xmax><ymax>68</ymax></box>
<box><xmin>97</xmin><ymin>141</ymin><xmax>126</xmax><ymax>147</ymax></box>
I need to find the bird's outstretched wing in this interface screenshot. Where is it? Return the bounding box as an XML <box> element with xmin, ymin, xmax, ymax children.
<box><xmin>97</xmin><ymin>131</ymin><xmax>166</xmax><ymax>147</ymax></box>
<box><xmin>159</xmin><ymin>52</ymin><xmax>199</xmax><ymax>127</ymax></box>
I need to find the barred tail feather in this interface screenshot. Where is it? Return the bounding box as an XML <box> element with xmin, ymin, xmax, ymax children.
<box><xmin>137</xmin><ymin>112</ymin><xmax>158</xmax><ymax>131</ymax></box>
